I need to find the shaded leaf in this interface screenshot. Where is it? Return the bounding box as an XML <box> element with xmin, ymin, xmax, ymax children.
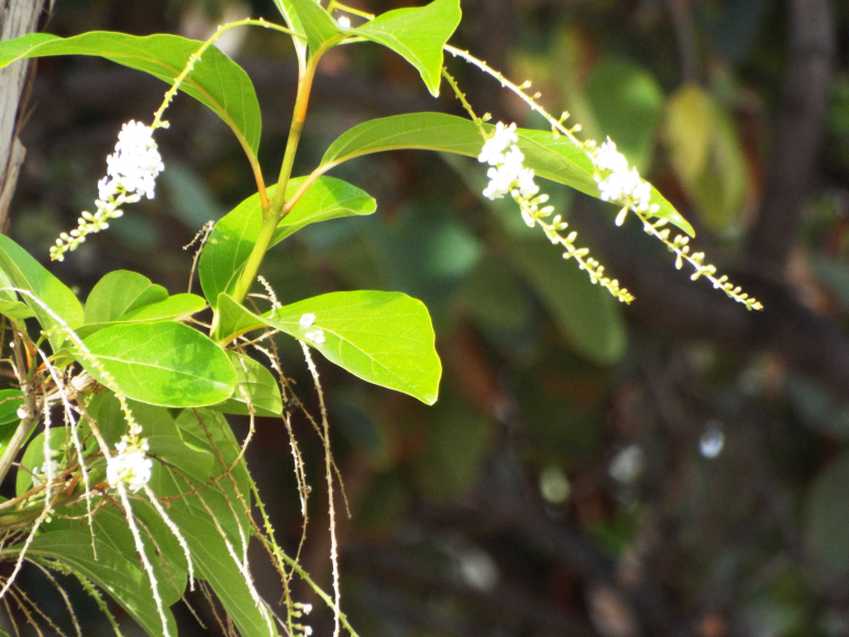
<box><xmin>0</xmin><ymin>389</ymin><xmax>23</xmax><ymax>427</ymax></box>
<box><xmin>511</xmin><ymin>240</ymin><xmax>627</xmax><ymax>365</ymax></box>
<box><xmin>216</xmin><ymin>352</ymin><xmax>284</xmax><ymax>417</ymax></box>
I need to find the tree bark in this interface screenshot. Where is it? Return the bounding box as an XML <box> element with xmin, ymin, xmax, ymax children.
<box><xmin>0</xmin><ymin>0</ymin><xmax>51</xmax><ymax>231</ymax></box>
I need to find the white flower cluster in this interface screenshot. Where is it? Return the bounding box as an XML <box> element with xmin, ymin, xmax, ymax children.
<box><xmin>592</xmin><ymin>138</ymin><xmax>657</xmax><ymax>227</ymax></box>
<box><xmin>478</xmin><ymin>122</ymin><xmax>557</xmax><ymax>229</ymax></box>
<box><xmin>477</xmin><ymin>122</ymin><xmax>635</xmax><ymax>304</ymax></box>
<box><xmin>479</xmin><ymin>123</ymin><xmax>540</xmax><ymax>201</ymax></box>
<box><xmin>299</xmin><ymin>313</ymin><xmax>326</xmax><ymax>346</ymax></box>
<box><xmin>51</xmin><ymin>120</ymin><xmax>165</xmax><ymax>261</ymax></box>
<box><xmin>106</xmin><ymin>436</ymin><xmax>153</xmax><ymax>493</ymax></box>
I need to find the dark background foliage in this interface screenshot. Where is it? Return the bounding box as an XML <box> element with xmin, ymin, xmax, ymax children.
<box><xmin>6</xmin><ymin>0</ymin><xmax>849</xmax><ymax>635</ymax></box>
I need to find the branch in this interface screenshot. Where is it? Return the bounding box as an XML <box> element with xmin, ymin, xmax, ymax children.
<box><xmin>0</xmin><ymin>0</ymin><xmax>52</xmax><ymax>230</ymax></box>
<box><xmin>745</xmin><ymin>0</ymin><xmax>835</xmax><ymax>274</ymax></box>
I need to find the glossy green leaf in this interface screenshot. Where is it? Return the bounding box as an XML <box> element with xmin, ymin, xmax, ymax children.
<box><xmin>0</xmin><ymin>389</ymin><xmax>23</xmax><ymax>427</ymax></box>
<box><xmin>79</xmin><ymin>293</ymin><xmax>208</xmax><ymax>338</ymax></box>
<box><xmin>84</xmin><ymin>270</ymin><xmax>167</xmax><ymax>324</ymax></box>
<box><xmin>0</xmin><ymin>269</ymin><xmax>34</xmax><ymax>322</ymax></box>
<box><xmin>0</xmin><ymin>234</ymin><xmax>84</xmax><ymax>350</ymax></box>
<box><xmin>320</xmin><ymin>112</ymin><xmax>695</xmax><ymax>236</ymax></box>
<box><xmin>16</xmin><ymin>428</ymin><xmax>68</xmax><ymax>496</ymax></box>
<box><xmin>216</xmin><ymin>352</ymin><xmax>283</xmax><ymax>417</ymax></box>
<box><xmin>29</xmin><ymin>508</ymin><xmax>182</xmax><ymax>637</ymax></box>
<box><xmin>215</xmin><ymin>293</ymin><xmax>266</xmax><ymax>343</ymax></box>
<box><xmin>81</xmin><ymin>322</ymin><xmax>237</xmax><ymax>408</ymax></box>
<box><xmin>264</xmin><ymin>290</ymin><xmax>442</xmax><ymax>405</ymax></box>
<box><xmin>0</xmin><ymin>31</ymin><xmax>262</xmax><ymax>155</ymax></box>
<box><xmin>199</xmin><ymin>176</ymin><xmax>376</xmax><ymax>307</ymax></box>
<box><xmin>272</xmin><ymin>0</ymin><xmax>340</xmax><ymax>61</ymax></box>
<box><xmin>351</xmin><ymin>0</ymin><xmax>462</xmax><ymax>97</ymax></box>
<box><xmin>150</xmin><ymin>409</ymin><xmax>276</xmax><ymax>637</ymax></box>
<box><xmin>511</xmin><ymin>240</ymin><xmax>627</xmax><ymax>365</ymax></box>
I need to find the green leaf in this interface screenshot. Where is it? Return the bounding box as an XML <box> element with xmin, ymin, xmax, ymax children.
<box><xmin>29</xmin><ymin>508</ymin><xmax>182</xmax><ymax>637</ymax></box>
<box><xmin>804</xmin><ymin>451</ymin><xmax>849</xmax><ymax>579</ymax></box>
<box><xmin>150</xmin><ymin>409</ymin><xmax>276</xmax><ymax>637</ymax></box>
<box><xmin>264</xmin><ymin>290</ymin><xmax>442</xmax><ymax>405</ymax></box>
<box><xmin>0</xmin><ymin>31</ymin><xmax>262</xmax><ymax>155</ymax></box>
<box><xmin>584</xmin><ymin>57</ymin><xmax>663</xmax><ymax>172</ymax></box>
<box><xmin>79</xmin><ymin>293</ymin><xmax>208</xmax><ymax>338</ymax></box>
<box><xmin>0</xmin><ymin>389</ymin><xmax>23</xmax><ymax>427</ymax></box>
<box><xmin>199</xmin><ymin>176</ymin><xmax>376</xmax><ymax>307</ymax></box>
<box><xmin>16</xmin><ymin>428</ymin><xmax>68</xmax><ymax>496</ymax></box>
<box><xmin>511</xmin><ymin>239</ymin><xmax>627</xmax><ymax>365</ymax></box>
<box><xmin>215</xmin><ymin>293</ymin><xmax>266</xmax><ymax>343</ymax></box>
<box><xmin>85</xmin><ymin>270</ymin><xmax>168</xmax><ymax>324</ymax></box>
<box><xmin>272</xmin><ymin>0</ymin><xmax>340</xmax><ymax>62</ymax></box>
<box><xmin>216</xmin><ymin>352</ymin><xmax>283</xmax><ymax>417</ymax></box>
<box><xmin>0</xmin><ymin>234</ymin><xmax>84</xmax><ymax>350</ymax></box>
<box><xmin>320</xmin><ymin>112</ymin><xmax>695</xmax><ymax>237</ymax></box>
<box><xmin>664</xmin><ymin>85</ymin><xmax>746</xmax><ymax>232</ymax></box>
<box><xmin>81</xmin><ymin>322</ymin><xmax>237</xmax><ymax>408</ymax></box>
<box><xmin>351</xmin><ymin>0</ymin><xmax>462</xmax><ymax>97</ymax></box>
<box><xmin>0</xmin><ymin>269</ymin><xmax>34</xmax><ymax>322</ymax></box>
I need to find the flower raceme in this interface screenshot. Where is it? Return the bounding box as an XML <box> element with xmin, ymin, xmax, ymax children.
<box><xmin>476</xmin><ymin>119</ymin><xmax>762</xmax><ymax>311</ymax></box>
<box><xmin>50</xmin><ymin>120</ymin><xmax>165</xmax><ymax>261</ymax></box>
<box><xmin>479</xmin><ymin>122</ymin><xmax>636</xmax><ymax>304</ymax></box>
<box><xmin>106</xmin><ymin>435</ymin><xmax>153</xmax><ymax>493</ymax></box>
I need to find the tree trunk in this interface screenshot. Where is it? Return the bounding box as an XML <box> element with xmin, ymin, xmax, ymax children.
<box><xmin>0</xmin><ymin>0</ymin><xmax>51</xmax><ymax>231</ymax></box>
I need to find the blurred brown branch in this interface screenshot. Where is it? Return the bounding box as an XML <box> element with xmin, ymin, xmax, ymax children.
<box><xmin>0</xmin><ymin>0</ymin><xmax>52</xmax><ymax>230</ymax></box>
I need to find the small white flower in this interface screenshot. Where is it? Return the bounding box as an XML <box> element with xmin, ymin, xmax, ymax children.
<box><xmin>478</xmin><ymin>122</ymin><xmax>519</xmax><ymax>166</ymax></box>
<box><xmin>594</xmin><ymin>138</ymin><xmax>629</xmax><ymax>174</ymax></box>
<box><xmin>107</xmin><ymin>436</ymin><xmax>152</xmax><ymax>493</ymax></box>
<box><xmin>106</xmin><ymin>120</ymin><xmax>164</xmax><ymax>200</ymax></box>
<box><xmin>16</xmin><ymin>405</ymin><xmax>29</xmax><ymax>420</ymax></box>
<box><xmin>304</xmin><ymin>328</ymin><xmax>325</xmax><ymax>345</ymax></box>
<box><xmin>299</xmin><ymin>313</ymin><xmax>316</xmax><ymax>328</ymax></box>
<box><xmin>592</xmin><ymin>137</ymin><xmax>653</xmax><ymax>216</ymax></box>
<box><xmin>336</xmin><ymin>15</ymin><xmax>352</xmax><ymax>29</ymax></box>
<box><xmin>51</xmin><ymin>120</ymin><xmax>164</xmax><ymax>261</ymax></box>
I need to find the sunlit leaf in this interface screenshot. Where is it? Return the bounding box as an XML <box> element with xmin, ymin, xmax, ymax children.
<box><xmin>199</xmin><ymin>176</ymin><xmax>376</xmax><ymax>307</ymax></box>
<box><xmin>0</xmin><ymin>31</ymin><xmax>262</xmax><ymax>155</ymax></box>
<box><xmin>81</xmin><ymin>322</ymin><xmax>237</xmax><ymax>408</ymax></box>
<box><xmin>351</xmin><ymin>0</ymin><xmax>462</xmax><ymax>97</ymax></box>
<box><xmin>321</xmin><ymin>112</ymin><xmax>695</xmax><ymax>236</ymax></box>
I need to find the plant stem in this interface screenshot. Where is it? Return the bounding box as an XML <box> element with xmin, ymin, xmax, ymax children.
<box><xmin>0</xmin><ymin>415</ymin><xmax>36</xmax><ymax>487</ymax></box>
<box><xmin>230</xmin><ymin>54</ymin><xmax>321</xmax><ymax>305</ymax></box>
<box><xmin>0</xmin><ymin>334</ymin><xmax>37</xmax><ymax>486</ymax></box>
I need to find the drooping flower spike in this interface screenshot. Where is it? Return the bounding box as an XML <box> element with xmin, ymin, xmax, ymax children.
<box><xmin>478</xmin><ymin>121</ymin><xmax>635</xmax><ymax>304</ymax></box>
<box><xmin>50</xmin><ymin>120</ymin><xmax>165</xmax><ymax>261</ymax></box>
